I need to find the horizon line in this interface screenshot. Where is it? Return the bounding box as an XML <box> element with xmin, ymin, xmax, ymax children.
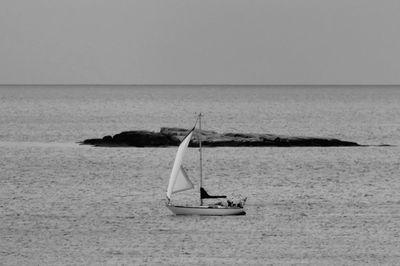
<box><xmin>1</xmin><ymin>84</ymin><xmax>400</xmax><ymax>87</ymax></box>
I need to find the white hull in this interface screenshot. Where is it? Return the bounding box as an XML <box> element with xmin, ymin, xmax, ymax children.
<box><xmin>166</xmin><ymin>204</ymin><xmax>245</xmax><ymax>216</ymax></box>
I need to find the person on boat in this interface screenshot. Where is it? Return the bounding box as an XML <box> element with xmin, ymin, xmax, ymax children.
<box><xmin>227</xmin><ymin>199</ymin><xmax>233</xmax><ymax>207</ymax></box>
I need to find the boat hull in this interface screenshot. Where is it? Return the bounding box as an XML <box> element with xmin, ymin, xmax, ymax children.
<box><xmin>166</xmin><ymin>204</ymin><xmax>245</xmax><ymax>216</ymax></box>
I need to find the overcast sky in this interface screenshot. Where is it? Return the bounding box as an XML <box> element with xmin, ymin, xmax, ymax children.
<box><xmin>1</xmin><ymin>0</ymin><xmax>399</xmax><ymax>85</ymax></box>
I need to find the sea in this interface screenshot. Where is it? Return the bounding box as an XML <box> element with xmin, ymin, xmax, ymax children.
<box><xmin>0</xmin><ymin>85</ymin><xmax>399</xmax><ymax>265</ymax></box>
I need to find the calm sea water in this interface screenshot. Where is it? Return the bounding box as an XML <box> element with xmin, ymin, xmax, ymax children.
<box><xmin>1</xmin><ymin>85</ymin><xmax>399</xmax><ymax>265</ymax></box>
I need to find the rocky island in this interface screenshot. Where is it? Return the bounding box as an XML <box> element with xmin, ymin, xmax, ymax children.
<box><xmin>81</xmin><ymin>127</ymin><xmax>360</xmax><ymax>147</ymax></box>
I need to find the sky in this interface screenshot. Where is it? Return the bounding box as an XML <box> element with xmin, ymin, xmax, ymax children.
<box><xmin>1</xmin><ymin>0</ymin><xmax>399</xmax><ymax>85</ymax></box>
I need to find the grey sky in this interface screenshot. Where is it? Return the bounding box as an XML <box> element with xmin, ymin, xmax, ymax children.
<box><xmin>1</xmin><ymin>0</ymin><xmax>399</xmax><ymax>85</ymax></box>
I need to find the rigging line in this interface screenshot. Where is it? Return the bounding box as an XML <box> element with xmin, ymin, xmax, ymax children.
<box><xmin>193</xmin><ymin>113</ymin><xmax>200</xmax><ymax>129</ymax></box>
<box><xmin>180</xmin><ymin>113</ymin><xmax>200</xmax><ymax>142</ymax></box>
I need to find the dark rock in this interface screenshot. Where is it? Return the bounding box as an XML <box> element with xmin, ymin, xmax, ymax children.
<box><xmin>81</xmin><ymin>127</ymin><xmax>361</xmax><ymax>147</ymax></box>
<box><xmin>112</xmin><ymin>131</ymin><xmax>178</xmax><ymax>147</ymax></box>
<box><xmin>82</xmin><ymin>138</ymin><xmax>104</xmax><ymax>145</ymax></box>
<box><xmin>102</xmin><ymin>135</ymin><xmax>112</xmax><ymax>142</ymax></box>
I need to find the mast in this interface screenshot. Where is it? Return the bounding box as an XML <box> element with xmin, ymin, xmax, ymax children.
<box><xmin>199</xmin><ymin>113</ymin><xmax>203</xmax><ymax>206</ymax></box>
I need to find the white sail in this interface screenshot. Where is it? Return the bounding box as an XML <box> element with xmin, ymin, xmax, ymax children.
<box><xmin>172</xmin><ymin>166</ymin><xmax>194</xmax><ymax>194</ymax></box>
<box><xmin>166</xmin><ymin>131</ymin><xmax>194</xmax><ymax>199</ymax></box>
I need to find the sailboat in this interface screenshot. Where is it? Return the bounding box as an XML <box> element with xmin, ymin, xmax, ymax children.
<box><xmin>166</xmin><ymin>114</ymin><xmax>246</xmax><ymax>216</ymax></box>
